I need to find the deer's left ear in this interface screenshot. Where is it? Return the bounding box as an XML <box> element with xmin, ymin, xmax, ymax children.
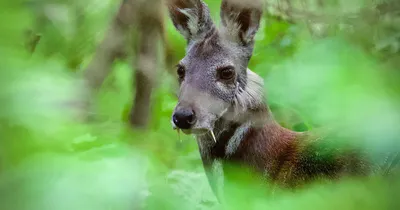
<box><xmin>219</xmin><ymin>0</ymin><xmax>263</xmax><ymax>46</ymax></box>
<box><xmin>167</xmin><ymin>0</ymin><xmax>214</xmax><ymax>43</ymax></box>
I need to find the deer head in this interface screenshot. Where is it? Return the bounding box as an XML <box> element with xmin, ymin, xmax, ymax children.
<box><xmin>169</xmin><ymin>0</ymin><xmax>267</xmax><ymax>140</ymax></box>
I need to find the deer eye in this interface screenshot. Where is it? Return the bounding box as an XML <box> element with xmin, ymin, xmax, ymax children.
<box><xmin>176</xmin><ymin>65</ymin><xmax>185</xmax><ymax>80</ymax></box>
<box><xmin>217</xmin><ymin>66</ymin><xmax>235</xmax><ymax>80</ymax></box>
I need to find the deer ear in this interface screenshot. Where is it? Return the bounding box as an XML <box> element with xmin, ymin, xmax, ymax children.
<box><xmin>167</xmin><ymin>0</ymin><xmax>214</xmax><ymax>42</ymax></box>
<box><xmin>220</xmin><ymin>0</ymin><xmax>263</xmax><ymax>46</ymax></box>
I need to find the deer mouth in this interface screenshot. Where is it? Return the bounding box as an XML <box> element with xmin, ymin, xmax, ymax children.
<box><xmin>172</xmin><ymin>123</ymin><xmax>217</xmax><ymax>143</ymax></box>
<box><xmin>172</xmin><ymin>126</ymin><xmax>209</xmax><ymax>135</ymax></box>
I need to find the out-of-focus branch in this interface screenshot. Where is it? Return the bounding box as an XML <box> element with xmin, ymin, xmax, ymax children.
<box><xmin>83</xmin><ymin>1</ymin><xmax>131</xmax><ymax>92</ymax></box>
<box><xmin>263</xmin><ymin>0</ymin><xmax>400</xmax><ymax>51</ymax></box>
<box><xmin>24</xmin><ymin>30</ymin><xmax>41</xmax><ymax>54</ymax></box>
<box><xmin>263</xmin><ymin>0</ymin><xmax>394</xmax><ymax>24</ymax></box>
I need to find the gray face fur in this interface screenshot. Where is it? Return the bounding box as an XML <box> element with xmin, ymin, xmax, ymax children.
<box><xmin>169</xmin><ymin>0</ymin><xmax>266</xmax><ymax>136</ymax></box>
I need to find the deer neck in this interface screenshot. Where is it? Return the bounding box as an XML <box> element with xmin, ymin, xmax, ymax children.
<box><xmin>196</xmin><ymin>102</ymin><xmax>299</xmax><ymax>174</ymax></box>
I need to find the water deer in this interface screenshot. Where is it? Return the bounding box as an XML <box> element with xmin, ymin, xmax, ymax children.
<box><xmin>168</xmin><ymin>0</ymin><xmax>372</xmax><ymax>201</ymax></box>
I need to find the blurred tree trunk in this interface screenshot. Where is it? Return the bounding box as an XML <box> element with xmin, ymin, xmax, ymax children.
<box><xmin>128</xmin><ymin>0</ymin><xmax>165</xmax><ymax>128</ymax></box>
<box><xmin>83</xmin><ymin>0</ymin><xmax>169</xmax><ymax>129</ymax></box>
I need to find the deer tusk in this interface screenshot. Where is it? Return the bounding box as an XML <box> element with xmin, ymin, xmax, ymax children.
<box><xmin>210</xmin><ymin>130</ymin><xmax>217</xmax><ymax>143</ymax></box>
<box><xmin>177</xmin><ymin>129</ymin><xmax>182</xmax><ymax>143</ymax></box>
<box><xmin>220</xmin><ymin>107</ymin><xmax>229</xmax><ymax>117</ymax></box>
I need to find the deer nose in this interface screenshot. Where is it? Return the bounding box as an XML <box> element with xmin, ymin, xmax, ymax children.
<box><xmin>172</xmin><ymin>107</ymin><xmax>196</xmax><ymax>129</ymax></box>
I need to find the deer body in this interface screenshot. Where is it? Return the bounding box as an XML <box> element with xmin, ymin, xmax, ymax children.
<box><xmin>196</xmin><ymin>102</ymin><xmax>369</xmax><ymax>189</ymax></box>
<box><xmin>168</xmin><ymin>0</ymin><xmax>370</xmax><ymax>201</ymax></box>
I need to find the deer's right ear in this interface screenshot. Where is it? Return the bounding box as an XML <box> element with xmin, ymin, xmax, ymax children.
<box><xmin>167</xmin><ymin>0</ymin><xmax>214</xmax><ymax>42</ymax></box>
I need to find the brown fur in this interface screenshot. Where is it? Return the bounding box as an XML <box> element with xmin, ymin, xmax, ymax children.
<box><xmin>200</xmin><ymin>104</ymin><xmax>371</xmax><ymax>191</ymax></box>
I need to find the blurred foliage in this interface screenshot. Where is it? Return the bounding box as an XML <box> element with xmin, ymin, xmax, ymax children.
<box><xmin>0</xmin><ymin>0</ymin><xmax>399</xmax><ymax>210</ymax></box>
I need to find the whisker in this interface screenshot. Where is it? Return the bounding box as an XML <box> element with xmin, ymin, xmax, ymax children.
<box><xmin>219</xmin><ymin>107</ymin><xmax>229</xmax><ymax>118</ymax></box>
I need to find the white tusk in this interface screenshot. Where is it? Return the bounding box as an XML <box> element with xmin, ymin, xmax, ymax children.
<box><xmin>210</xmin><ymin>130</ymin><xmax>217</xmax><ymax>143</ymax></box>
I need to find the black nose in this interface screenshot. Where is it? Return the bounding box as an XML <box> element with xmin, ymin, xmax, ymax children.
<box><xmin>172</xmin><ymin>108</ymin><xmax>196</xmax><ymax>129</ymax></box>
